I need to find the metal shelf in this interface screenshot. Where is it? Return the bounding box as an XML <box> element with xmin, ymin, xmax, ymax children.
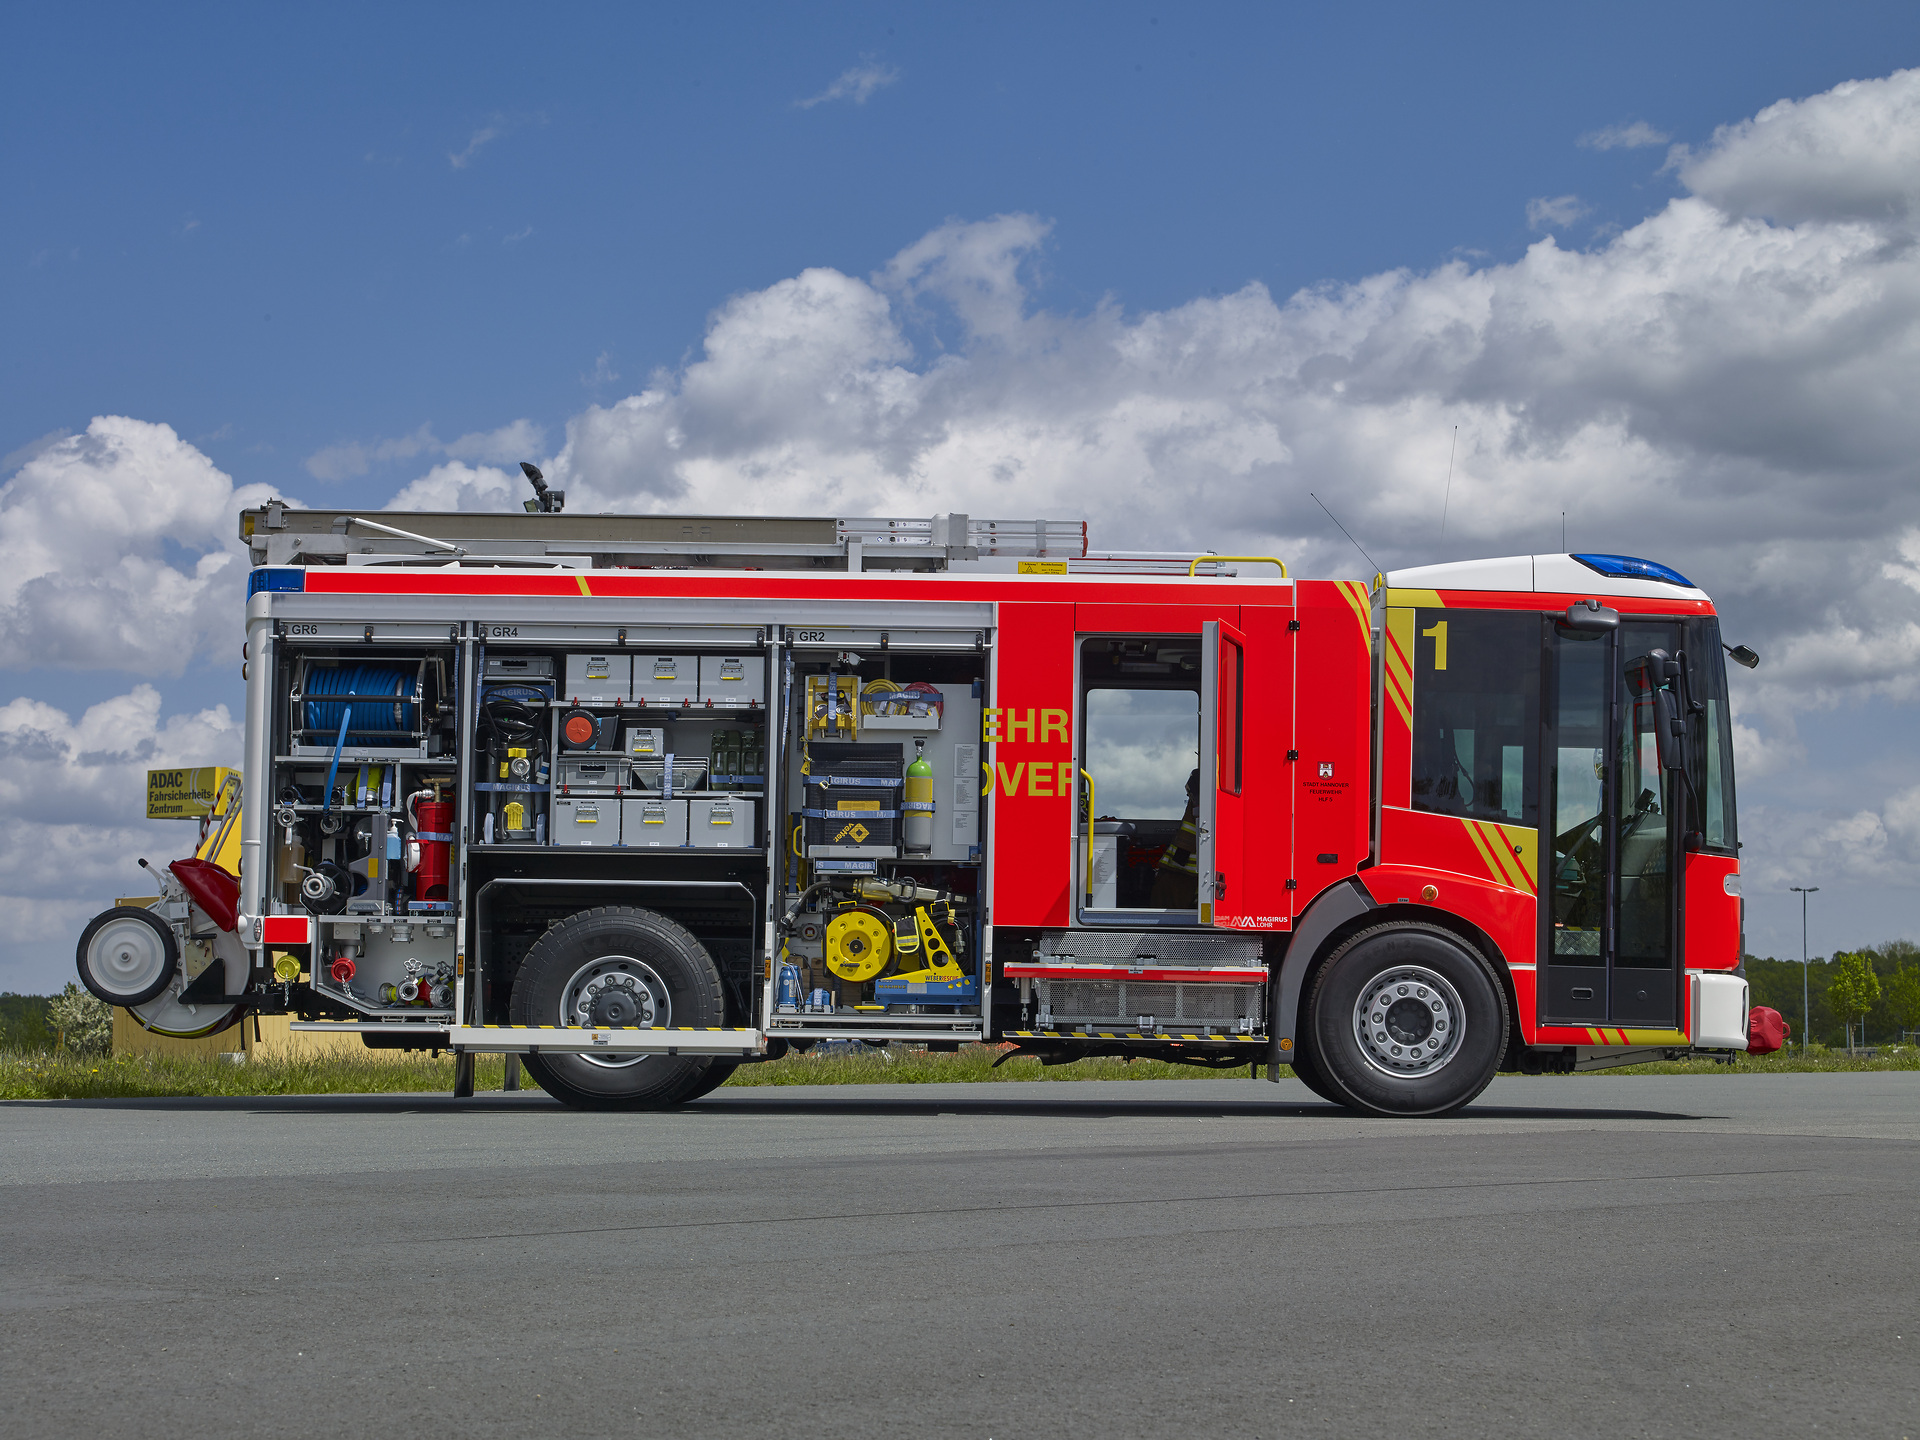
<box><xmin>276</xmin><ymin>754</ymin><xmax>457</xmax><ymax>766</ymax></box>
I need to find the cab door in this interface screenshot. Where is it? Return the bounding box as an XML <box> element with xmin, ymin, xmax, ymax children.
<box><xmin>1198</xmin><ymin>619</ymin><xmax>1247</xmax><ymax>927</ymax></box>
<box><xmin>1541</xmin><ymin>618</ymin><xmax>1685</xmax><ymax>1027</ymax></box>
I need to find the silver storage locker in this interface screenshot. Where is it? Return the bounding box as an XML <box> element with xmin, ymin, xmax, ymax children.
<box><xmin>563</xmin><ymin>653</ymin><xmax>631</xmax><ymax>704</ymax></box>
<box><xmin>634</xmin><ymin>655</ymin><xmax>698</xmax><ymax>706</ymax></box>
<box><xmin>623</xmin><ymin>726</ymin><xmax>666</xmax><ymax>758</ymax></box>
<box><xmin>552</xmin><ymin>795</ymin><xmax>616</xmax><ymax>846</ymax></box>
<box><xmin>554</xmin><ymin>755</ymin><xmax>624</xmax><ymax>791</ymax></box>
<box><xmin>698</xmin><ymin>654</ymin><xmax>765</xmax><ymax>706</ymax></box>
<box><xmin>689</xmin><ymin>797</ymin><xmax>756</xmax><ymax>848</ymax></box>
<box><xmin>621</xmin><ymin>796</ymin><xmax>688</xmax><ymax>847</ymax></box>
<box><xmin>629</xmin><ymin>757</ymin><xmax>707</xmax><ymax>793</ymax></box>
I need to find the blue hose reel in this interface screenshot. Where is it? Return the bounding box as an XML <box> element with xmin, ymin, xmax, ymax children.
<box><xmin>302</xmin><ymin>664</ymin><xmax>418</xmax><ymax>741</ymax></box>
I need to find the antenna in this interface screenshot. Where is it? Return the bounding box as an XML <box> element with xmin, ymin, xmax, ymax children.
<box><xmin>1561</xmin><ymin>510</ymin><xmax>1566</xmax><ymax>552</ymax></box>
<box><xmin>1440</xmin><ymin>425</ymin><xmax>1457</xmax><ymax>539</ymax></box>
<box><xmin>1309</xmin><ymin>491</ymin><xmax>1378</xmax><ymax>573</ymax></box>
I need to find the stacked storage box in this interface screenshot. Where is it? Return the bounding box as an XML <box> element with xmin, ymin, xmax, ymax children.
<box><xmin>804</xmin><ymin>741</ymin><xmax>903</xmax><ymax>859</ymax></box>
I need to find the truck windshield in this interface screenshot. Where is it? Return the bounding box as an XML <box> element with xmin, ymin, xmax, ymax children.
<box><xmin>1686</xmin><ymin>617</ymin><xmax>1738</xmax><ymax>854</ymax></box>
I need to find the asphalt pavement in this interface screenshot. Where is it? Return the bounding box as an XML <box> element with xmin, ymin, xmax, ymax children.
<box><xmin>3</xmin><ymin>1073</ymin><xmax>1916</xmax><ymax>1439</ymax></box>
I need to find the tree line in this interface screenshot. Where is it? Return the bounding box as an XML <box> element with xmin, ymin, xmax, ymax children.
<box><xmin>0</xmin><ymin>989</ymin><xmax>112</xmax><ymax>1054</ymax></box>
<box><xmin>1745</xmin><ymin>941</ymin><xmax>1920</xmax><ymax>1049</ymax></box>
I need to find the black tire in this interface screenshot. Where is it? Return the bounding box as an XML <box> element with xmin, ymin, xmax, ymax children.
<box><xmin>76</xmin><ymin>905</ymin><xmax>179</xmax><ymax>1007</ymax></box>
<box><xmin>664</xmin><ymin>1059</ymin><xmax>740</xmax><ymax>1104</ymax></box>
<box><xmin>510</xmin><ymin>906</ymin><xmax>725</xmax><ymax>1110</ymax></box>
<box><xmin>1304</xmin><ymin>922</ymin><xmax>1508</xmax><ymax>1117</ymax></box>
<box><xmin>1284</xmin><ymin>1040</ymin><xmax>1347</xmax><ymax>1106</ymax></box>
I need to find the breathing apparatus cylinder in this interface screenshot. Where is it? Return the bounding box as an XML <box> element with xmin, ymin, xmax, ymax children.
<box><xmin>904</xmin><ymin>740</ymin><xmax>934</xmax><ymax>855</ymax></box>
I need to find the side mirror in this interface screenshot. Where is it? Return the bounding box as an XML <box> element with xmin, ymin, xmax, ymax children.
<box><xmin>1724</xmin><ymin>643</ymin><xmax>1759</xmax><ymax>670</ymax></box>
<box><xmin>1651</xmin><ymin>690</ymin><xmax>1687</xmax><ymax>772</ymax></box>
<box><xmin>1560</xmin><ymin>599</ymin><xmax>1619</xmax><ymax>633</ymax></box>
<box><xmin>1629</xmin><ymin>650</ymin><xmax>1690</xmax><ymax>775</ymax></box>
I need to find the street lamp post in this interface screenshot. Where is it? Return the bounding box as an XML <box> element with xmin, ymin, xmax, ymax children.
<box><xmin>1790</xmin><ymin>886</ymin><xmax>1819</xmax><ymax>1053</ymax></box>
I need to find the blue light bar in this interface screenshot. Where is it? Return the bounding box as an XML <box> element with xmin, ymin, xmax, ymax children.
<box><xmin>1571</xmin><ymin>553</ymin><xmax>1695</xmax><ymax>588</ymax></box>
<box><xmin>247</xmin><ymin>567</ymin><xmax>306</xmax><ymax>597</ymax></box>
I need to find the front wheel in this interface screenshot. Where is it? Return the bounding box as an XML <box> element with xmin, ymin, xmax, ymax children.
<box><xmin>510</xmin><ymin>906</ymin><xmax>726</xmax><ymax>1110</ymax></box>
<box><xmin>1284</xmin><ymin>1042</ymin><xmax>1345</xmax><ymax>1106</ymax></box>
<box><xmin>1305</xmin><ymin>923</ymin><xmax>1507</xmax><ymax>1117</ymax></box>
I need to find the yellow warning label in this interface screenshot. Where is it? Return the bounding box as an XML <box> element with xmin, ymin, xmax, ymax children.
<box><xmin>837</xmin><ymin>800</ymin><xmax>881</xmax><ymax>811</ymax></box>
<box><xmin>1017</xmin><ymin>560</ymin><xmax>1068</xmax><ymax>575</ymax></box>
<box><xmin>146</xmin><ymin>767</ymin><xmax>238</xmax><ymax>820</ymax></box>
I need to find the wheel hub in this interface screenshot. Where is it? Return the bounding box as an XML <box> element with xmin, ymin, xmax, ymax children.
<box><xmin>1353</xmin><ymin>965</ymin><xmax>1465</xmax><ymax>1078</ymax></box>
<box><xmin>589</xmin><ymin>986</ymin><xmax>641</xmax><ymax>1026</ymax></box>
<box><xmin>561</xmin><ymin>956</ymin><xmax>668</xmax><ymax>1069</ymax></box>
<box><xmin>88</xmin><ymin>916</ymin><xmax>171</xmax><ymax>1000</ymax></box>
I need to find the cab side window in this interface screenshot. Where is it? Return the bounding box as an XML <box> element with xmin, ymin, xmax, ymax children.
<box><xmin>1409</xmin><ymin>609</ymin><xmax>1540</xmax><ymax>828</ymax></box>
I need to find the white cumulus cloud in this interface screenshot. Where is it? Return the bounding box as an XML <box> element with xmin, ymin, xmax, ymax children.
<box><xmin>1678</xmin><ymin>66</ymin><xmax>1920</xmax><ymax>223</ymax></box>
<box><xmin>0</xmin><ymin>418</ymin><xmax>280</xmax><ymax>676</ymax></box>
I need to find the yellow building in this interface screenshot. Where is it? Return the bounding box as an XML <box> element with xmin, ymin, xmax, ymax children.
<box><xmin>112</xmin><ymin>1005</ymin><xmax>391</xmax><ymax>1061</ymax></box>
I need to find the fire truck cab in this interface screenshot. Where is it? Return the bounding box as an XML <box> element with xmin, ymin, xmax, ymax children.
<box><xmin>93</xmin><ymin>505</ymin><xmax>1752</xmax><ymax>1115</ymax></box>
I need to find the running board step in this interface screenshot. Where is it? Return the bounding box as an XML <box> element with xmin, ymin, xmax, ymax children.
<box><xmin>447</xmin><ymin>1025</ymin><xmax>766</xmax><ymax>1056</ymax></box>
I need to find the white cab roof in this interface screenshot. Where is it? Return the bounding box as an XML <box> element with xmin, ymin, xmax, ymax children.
<box><xmin>1385</xmin><ymin>554</ymin><xmax>1710</xmax><ymax>603</ymax></box>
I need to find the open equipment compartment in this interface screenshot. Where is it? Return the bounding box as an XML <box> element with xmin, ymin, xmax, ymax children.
<box><xmin>268</xmin><ymin>639</ymin><xmax>462</xmax><ymax>1021</ymax></box>
<box><xmin>768</xmin><ymin>632</ymin><xmax>988</xmax><ymax>1044</ymax></box>
<box><xmin>459</xmin><ymin>628</ymin><xmax>776</xmax><ymax>1044</ymax></box>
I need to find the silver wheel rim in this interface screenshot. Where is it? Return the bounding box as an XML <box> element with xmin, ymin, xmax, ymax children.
<box><xmin>559</xmin><ymin>953</ymin><xmax>668</xmax><ymax>1069</ymax></box>
<box><xmin>1352</xmin><ymin>964</ymin><xmax>1465</xmax><ymax>1078</ymax></box>
<box><xmin>86</xmin><ymin>915</ymin><xmax>172</xmax><ymax>1000</ymax></box>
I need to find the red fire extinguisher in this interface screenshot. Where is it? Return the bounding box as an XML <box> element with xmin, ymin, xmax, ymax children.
<box><xmin>409</xmin><ymin>787</ymin><xmax>453</xmax><ymax>903</ymax></box>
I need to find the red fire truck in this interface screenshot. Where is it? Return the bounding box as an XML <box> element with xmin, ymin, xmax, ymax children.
<box><xmin>77</xmin><ymin>500</ymin><xmax>1754</xmax><ymax>1115</ymax></box>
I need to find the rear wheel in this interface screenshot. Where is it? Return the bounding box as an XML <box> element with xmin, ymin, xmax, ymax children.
<box><xmin>1305</xmin><ymin>923</ymin><xmax>1507</xmax><ymax>1117</ymax></box>
<box><xmin>665</xmin><ymin>1059</ymin><xmax>740</xmax><ymax>1103</ymax></box>
<box><xmin>510</xmin><ymin>906</ymin><xmax>725</xmax><ymax>1110</ymax></box>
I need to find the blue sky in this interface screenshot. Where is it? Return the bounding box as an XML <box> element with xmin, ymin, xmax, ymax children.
<box><xmin>11</xmin><ymin>1</ymin><xmax>1913</xmax><ymax>496</ymax></box>
<box><xmin>5</xmin><ymin>3</ymin><xmax>1920</xmax><ymax>988</ymax></box>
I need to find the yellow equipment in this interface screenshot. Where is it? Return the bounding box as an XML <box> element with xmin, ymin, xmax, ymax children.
<box><xmin>888</xmin><ymin>905</ymin><xmax>966</xmax><ymax>984</ymax></box>
<box><xmin>805</xmin><ymin>674</ymin><xmax>859</xmax><ymax>739</ymax></box>
<box><xmin>195</xmin><ymin>772</ymin><xmax>244</xmax><ymax>874</ymax></box>
<box><xmin>824</xmin><ymin>908</ymin><xmax>892</xmax><ymax>981</ymax></box>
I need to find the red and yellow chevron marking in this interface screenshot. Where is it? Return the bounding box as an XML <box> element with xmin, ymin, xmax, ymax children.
<box><xmin>1383</xmin><ymin>607</ymin><xmax>1415</xmax><ymax>730</ymax></box>
<box><xmin>1461</xmin><ymin>817</ymin><xmax>1538</xmax><ymax>895</ymax></box>
<box><xmin>575</xmin><ymin>575</ymin><xmax>593</xmax><ymax>596</ymax></box>
<box><xmin>1582</xmin><ymin>1027</ymin><xmax>1688</xmax><ymax>1046</ymax></box>
<box><xmin>1334</xmin><ymin>579</ymin><xmax>1371</xmax><ymax>653</ymax></box>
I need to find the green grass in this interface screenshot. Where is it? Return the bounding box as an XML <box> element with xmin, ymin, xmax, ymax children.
<box><xmin>1</xmin><ymin>1042</ymin><xmax>1912</xmax><ymax>1100</ymax></box>
<box><xmin>0</xmin><ymin>1049</ymin><xmax>538</xmax><ymax>1100</ymax></box>
<box><xmin>1585</xmin><ymin>1045</ymin><xmax>1920</xmax><ymax>1076</ymax></box>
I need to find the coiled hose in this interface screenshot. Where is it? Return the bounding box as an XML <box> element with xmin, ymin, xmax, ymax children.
<box><xmin>303</xmin><ymin>665</ymin><xmax>417</xmax><ymax>738</ymax></box>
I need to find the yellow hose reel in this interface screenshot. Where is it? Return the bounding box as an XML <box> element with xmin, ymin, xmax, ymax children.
<box><xmin>825</xmin><ymin>908</ymin><xmax>892</xmax><ymax>981</ymax></box>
